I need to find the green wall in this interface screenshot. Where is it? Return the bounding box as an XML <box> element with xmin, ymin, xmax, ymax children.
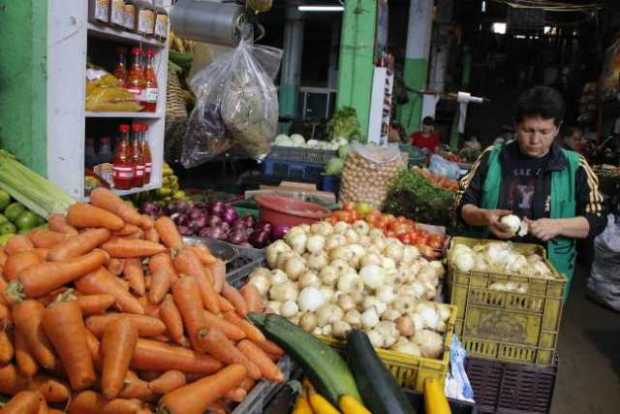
<box><xmin>399</xmin><ymin>57</ymin><xmax>428</xmax><ymax>134</ymax></box>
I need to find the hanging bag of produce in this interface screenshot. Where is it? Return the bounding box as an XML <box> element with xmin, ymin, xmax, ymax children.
<box><xmin>182</xmin><ymin>37</ymin><xmax>282</xmax><ymax>167</ymax></box>
<box><xmin>339</xmin><ymin>144</ymin><xmax>408</xmax><ymax>209</ymax></box>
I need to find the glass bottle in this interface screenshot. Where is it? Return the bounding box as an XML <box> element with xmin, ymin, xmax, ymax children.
<box><xmin>126</xmin><ymin>47</ymin><xmax>145</xmax><ymax>104</ymax></box>
<box><xmin>131</xmin><ymin>122</ymin><xmax>145</xmax><ymax>187</ymax></box>
<box><xmin>141</xmin><ymin>123</ymin><xmax>152</xmax><ymax>184</ymax></box>
<box><xmin>110</xmin><ymin>0</ymin><xmax>126</xmax><ymax>27</ymax></box>
<box><xmin>113</xmin><ymin>47</ymin><xmax>128</xmax><ymax>87</ymax></box>
<box><xmin>143</xmin><ymin>49</ymin><xmax>158</xmax><ymax>112</ymax></box>
<box><xmin>113</xmin><ymin>124</ymin><xmax>135</xmax><ymax>190</ymax></box>
<box><xmin>85</xmin><ymin>137</ymin><xmax>97</xmax><ymax>169</ymax></box>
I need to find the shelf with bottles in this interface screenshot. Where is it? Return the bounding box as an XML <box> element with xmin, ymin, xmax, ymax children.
<box><xmin>85</xmin><ymin>111</ymin><xmax>161</xmax><ymax>119</ymax></box>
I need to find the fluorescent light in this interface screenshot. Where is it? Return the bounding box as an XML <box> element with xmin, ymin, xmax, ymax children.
<box><xmin>492</xmin><ymin>22</ymin><xmax>506</xmax><ymax>34</ymax></box>
<box><xmin>298</xmin><ymin>5</ymin><xmax>344</xmax><ymax>12</ymax></box>
<box><xmin>481</xmin><ymin>1</ymin><xmax>486</xmax><ymax>12</ymax></box>
<box><xmin>544</xmin><ymin>26</ymin><xmax>552</xmax><ymax>34</ymax></box>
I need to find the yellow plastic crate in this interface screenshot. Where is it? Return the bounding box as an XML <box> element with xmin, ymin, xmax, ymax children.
<box><xmin>447</xmin><ymin>237</ymin><xmax>566</xmax><ymax>366</ymax></box>
<box><xmin>316</xmin><ymin>304</ymin><xmax>458</xmax><ymax>392</ymax></box>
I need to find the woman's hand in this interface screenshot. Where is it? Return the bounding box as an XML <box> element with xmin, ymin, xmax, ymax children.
<box><xmin>485</xmin><ymin>209</ymin><xmax>514</xmax><ymax>239</ymax></box>
<box><xmin>526</xmin><ymin>218</ymin><xmax>563</xmax><ymax>241</ymax></box>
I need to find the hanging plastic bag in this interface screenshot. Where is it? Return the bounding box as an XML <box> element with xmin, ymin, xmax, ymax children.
<box><xmin>587</xmin><ymin>214</ymin><xmax>620</xmax><ymax>312</ymax></box>
<box><xmin>181</xmin><ymin>38</ymin><xmax>282</xmax><ymax>168</ymax></box>
<box><xmin>429</xmin><ymin>154</ymin><xmax>465</xmax><ymax>180</ymax></box>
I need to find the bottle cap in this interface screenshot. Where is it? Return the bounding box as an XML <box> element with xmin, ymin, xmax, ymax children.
<box><xmin>132</xmin><ymin>123</ymin><xmax>141</xmax><ymax>133</ymax></box>
<box><xmin>131</xmin><ymin>47</ymin><xmax>142</xmax><ymax>56</ymax></box>
<box><xmin>119</xmin><ymin>124</ymin><xmax>130</xmax><ymax>133</ymax></box>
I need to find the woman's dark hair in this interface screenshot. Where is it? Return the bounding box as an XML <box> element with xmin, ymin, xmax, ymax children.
<box><xmin>515</xmin><ymin>86</ymin><xmax>565</xmax><ymax>127</ymax></box>
<box><xmin>422</xmin><ymin>116</ymin><xmax>435</xmax><ymax>126</ymax></box>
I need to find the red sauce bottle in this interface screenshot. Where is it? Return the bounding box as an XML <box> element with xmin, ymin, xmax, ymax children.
<box><xmin>112</xmin><ymin>124</ymin><xmax>135</xmax><ymax>190</ymax></box>
<box><xmin>140</xmin><ymin>123</ymin><xmax>152</xmax><ymax>184</ymax></box>
<box><xmin>143</xmin><ymin>49</ymin><xmax>158</xmax><ymax>112</ymax></box>
<box><xmin>131</xmin><ymin>122</ymin><xmax>145</xmax><ymax>187</ymax></box>
<box><xmin>126</xmin><ymin>47</ymin><xmax>145</xmax><ymax>104</ymax></box>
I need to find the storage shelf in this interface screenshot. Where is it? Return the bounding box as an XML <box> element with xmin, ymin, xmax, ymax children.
<box><xmin>85</xmin><ymin>112</ymin><xmax>162</xmax><ymax>119</ymax></box>
<box><xmin>87</xmin><ymin>23</ymin><xmax>165</xmax><ymax>48</ymax></box>
<box><xmin>85</xmin><ymin>183</ymin><xmax>160</xmax><ymax>200</ymax></box>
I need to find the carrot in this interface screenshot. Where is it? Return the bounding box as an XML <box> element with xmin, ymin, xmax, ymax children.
<box><xmin>198</xmin><ymin>329</ymin><xmax>260</xmax><ymax>380</ymax></box>
<box><xmin>14</xmin><ymin>330</ymin><xmax>39</xmax><ymax>377</ymax></box>
<box><xmin>47</xmin><ymin>228</ymin><xmax>112</xmax><ymax>262</ymax></box>
<box><xmin>114</xmin><ymin>224</ymin><xmax>141</xmax><ymax>237</ymax></box>
<box><xmin>30</xmin><ymin>376</ymin><xmax>70</xmax><ymax>403</ymax></box>
<box><xmin>188</xmin><ymin>245</ymin><xmax>216</xmax><ymax>266</ymax></box>
<box><xmin>224</xmin><ymin>387</ymin><xmax>247</xmax><ymax>402</ymax></box>
<box><xmin>123</xmin><ymin>259</ymin><xmax>145</xmax><ymax>296</ymax></box>
<box><xmin>102</xmin><ymin>318</ymin><xmax>139</xmax><ymax>399</ymax></box>
<box><xmin>130</xmin><ymin>339</ymin><xmax>222</xmax><ymax>374</ymax></box>
<box><xmin>84</xmin><ymin>328</ymin><xmax>102</xmax><ymax>369</ymax></box>
<box><xmin>77</xmin><ymin>294</ymin><xmax>116</xmax><ymax>316</ymax></box>
<box><xmin>32</xmin><ymin>248</ymin><xmax>49</xmax><ymax>260</ymax></box>
<box><xmin>119</xmin><ymin>371</ymin><xmax>153</xmax><ymax>400</ymax></box>
<box><xmin>1</xmin><ymin>390</ymin><xmax>43</xmax><ymax>414</ymax></box>
<box><xmin>221</xmin><ymin>282</ymin><xmax>248</xmax><ymax>316</ymax></box>
<box><xmin>174</xmin><ymin>249</ymin><xmax>219</xmax><ymax>314</ymax></box>
<box><xmin>154</xmin><ymin>217</ymin><xmax>183</xmax><ymax>251</ymax></box>
<box><xmin>42</xmin><ymin>300</ymin><xmax>96</xmax><ymax>391</ymax></box>
<box><xmin>239</xmin><ymin>377</ymin><xmax>255</xmax><ymax>392</ymax></box>
<box><xmin>0</xmin><ymin>329</ymin><xmax>14</xmax><ymax>364</ymax></box>
<box><xmin>140</xmin><ymin>215</ymin><xmax>154</xmax><ymax>230</ymax></box>
<box><xmin>158</xmin><ymin>364</ymin><xmax>247</xmax><ymax>414</ymax></box>
<box><xmin>205</xmin><ymin>400</ymin><xmax>228</xmax><ymax>414</ymax></box>
<box><xmin>0</xmin><ymin>249</ymin><xmax>7</xmax><ymax>267</ymax></box>
<box><xmin>0</xmin><ymin>303</ymin><xmax>8</xmax><ymax>327</ymax></box>
<box><xmin>5</xmin><ymin>235</ymin><xmax>35</xmax><ymax>255</ymax></box>
<box><xmin>28</xmin><ymin>229</ymin><xmax>68</xmax><ymax>249</ymax></box>
<box><xmin>240</xmin><ymin>284</ymin><xmax>265</xmax><ymax>313</ymax></box>
<box><xmin>102</xmin><ymin>398</ymin><xmax>143</xmax><ymax>414</ymax></box>
<box><xmin>148</xmin><ymin>268</ymin><xmax>171</xmax><ymax>305</ymax></box>
<box><xmin>90</xmin><ymin>188</ymin><xmax>143</xmax><ymax>225</ymax></box>
<box><xmin>18</xmin><ymin>249</ymin><xmax>109</xmax><ymax>298</ymax></box>
<box><xmin>3</xmin><ymin>251</ymin><xmax>42</xmax><ymax>281</ymax></box>
<box><xmin>102</xmin><ymin>238</ymin><xmax>166</xmax><ymax>258</ymax></box>
<box><xmin>203</xmin><ymin>311</ymin><xmax>246</xmax><ymax>341</ymax></box>
<box><xmin>67</xmin><ymin>203</ymin><xmax>125</xmax><ymax>231</ymax></box>
<box><xmin>148</xmin><ymin>253</ymin><xmax>178</xmax><ymax>285</ymax></box>
<box><xmin>223</xmin><ymin>311</ymin><xmax>265</xmax><ymax>342</ymax></box>
<box><xmin>12</xmin><ymin>300</ymin><xmax>57</xmax><ymax>370</ymax></box>
<box><xmin>172</xmin><ymin>276</ymin><xmax>208</xmax><ymax>351</ymax></box>
<box><xmin>145</xmin><ymin>228</ymin><xmax>159</xmax><ymax>243</ymax></box>
<box><xmin>0</xmin><ymin>364</ymin><xmax>29</xmax><ymax>395</ymax></box>
<box><xmin>75</xmin><ymin>268</ymin><xmax>144</xmax><ymax>315</ymax></box>
<box><xmin>238</xmin><ymin>339</ymin><xmax>283</xmax><ymax>382</ymax></box>
<box><xmin>49</xmin><ymin>410</ymin><xmax>64</xmax><ymax>414</ymax></box>
<box><xmin>206</xmin><ymin>259</ymin><xmax>226</xmax><ymax>293</ymax></box>
<box><xmin>47</xmin><ymin>214</ymin><xmax>78</xmax><ymax>236</ymax></box>
<box><xmin>68</xmin><ymin>390</ymin><xmax>105</xmax><ymax>414</ymax></box>
<box><xmin>108</xmin><ymin>258</ymin><xmax>125</xmax><ymax>275</ymax></box>
<box><xmin>217</xmin><ymin>296</ymin><xmax>235</xmax><ymax>312</ymax></box>
<box><xmin>143</xmin><ymin>303</ymin><xmax>160</xmax><ymax>319</ymax></box>
<box><xmin>254</xmin><ymin>339</ymin><xmax>285</xmax><ymax>357</ymax></box>
<box><xmin>159</xmin><ymin>295</ymin><xmax>185</xmax><ymax>346</ymax></box>
<box><xmin>87</xmin><ymin>314</ymin><xmax>166</xmax><ymax>338</ymax></box>
<box><xmin>148</xmin><ymin>370</ymin><xmax>186</xmax><ymax>395</ymax></box>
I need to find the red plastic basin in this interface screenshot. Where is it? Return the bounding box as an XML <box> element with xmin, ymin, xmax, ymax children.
<box><xmin>255</xmin><ymin>195</ymin><xmax>330</xmax><ymax>227</ymax></box>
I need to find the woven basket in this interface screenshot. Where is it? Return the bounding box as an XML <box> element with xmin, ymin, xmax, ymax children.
<box><xmin>166</xmin><ymin>68</ymin><xmax>188</xmax><ymax>120</ymax></box>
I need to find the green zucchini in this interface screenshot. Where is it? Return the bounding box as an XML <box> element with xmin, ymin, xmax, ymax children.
<box><xmin>248</xmin><ymin>313</ymin><xmax>361</xmax><ymax>406</ymax></box>
<box><xmin>346</xmin><ymin>330</ymin><xmax>417</xmax><ymax>414</ymax></box>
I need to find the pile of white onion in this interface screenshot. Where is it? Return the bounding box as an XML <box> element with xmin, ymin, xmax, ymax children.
<box><xmin>248</xmin><ymin>220</ymin><xmax>450</xmax><ymax>359</ymax></box>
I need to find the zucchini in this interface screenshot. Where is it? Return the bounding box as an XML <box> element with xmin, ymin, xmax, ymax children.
<box><xmin>248</xmin><ymin>313</ymin><xmax>361</xmax><ymax>406</ymax></box>
<box><xmin>345</xmin><ymin>330</ymin><xmax>417</xmax><ymax>414</ymax></box>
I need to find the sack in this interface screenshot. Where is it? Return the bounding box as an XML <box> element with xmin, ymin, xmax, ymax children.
<box><xmin>587</xmin><ymin>214</ymin><xmax>620</xmax><ymax>312</ymax></box>
<box><xmin>339</xmin><ymin>143</ymin><xmax>407</xmax><ymax>208</ymax></box>
<box><xmin>429</xmin><ymin>154</ymin><xmax>464</xmax><ymax>180</ymax></box>
<box><xmin>181</xmin><ymin>39</ymin><xmax>282</xmax><ymax>167</ymax></box>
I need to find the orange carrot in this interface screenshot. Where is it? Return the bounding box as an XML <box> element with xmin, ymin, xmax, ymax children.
<box><xmin>145</xmin><ymin>228</ymin><xmax>159</xmax><ymax>243</ymax></box>
<box><xmin>102</xmin><ymin>238</ymin><xmax>166</xmax><ymax>258</ymax></box>
<box><xmin>123</xmin><ymin>259</ymin><xmax>145</xmax><ymax>296</ymax></box>
<box><xmin>130</xmin><ymin>339</ymin><xmax>222</xmax><ymax>374</ymax></box>
<box><xmin>1</xmin><ymin>390</ymin><xmax>43</xmax><ymax>414</ymax></box>
<box><xmin>126</xmin><ymin>229</ymin><xmax>145</xmax><ymax>240</ymax></box>
<box><xmin>75</xmin><ymin>268</ymin><xmax>144</xmax><ymax>315</ymax></box>
<box><xmin>159</xmin><ymin>295</ymin><xmax>185</xmax><ymax>346</ymax></box>
<box><xmin>221</xmin><ymin>282</ymin><xmax>248</xmax><ymax>316</ymax></box>
<box><xmin>42</xmin><ymin>300</ymin><xmax>96</xmax><ymax>391</ymax></box>
<box><xmin>18</xmin><ymin>250</ymin><xmax>109</xmax><ymax>298</ymax></box>
<box><xmin>114</xmin><ymin>224</ymin><xmax>141</xmax><ymax>237</ymax></box>
<box><xmin>47</xmin><ymin>214</ymin><xmax>78</xmax><ymax>236</ymax></box>
<box><xmin>84</xmin><ymin>328</ymin><xmax>102</xmax><ymax>369</ymax></box>
<box><xmin>0</xmin><ymin>329</ymin><xmax>14</xmax><ymax>364</ymax></box>
<box><xmin>143</xmin><ymin>302</ymin><xmax>160</xmax><ymax>319</ymax></box>
<box><xmin>140</xmin><ymin>215</ymin><xmax>154</xmax><ymax>230</ymax></box>
<box><xmin>198</xmin><ymin>329</ymin><xmax>260</xmax><ymax>380</ymax></box>
<box><xmin>68</xmin><ymin>390</ymin><xmax>105</xmax><ymax>414</ymax></box>
<box><xmin>148</xmin><ymin>370</ymin><xmax>186</xmax><ymax>395</ymax></box>
<box><xmin>28</xmin><ymin>229</ymin><xmax>68</xmax><ymax>249</ymax></box>
<box><xmin>90</xmin><ymin>188</ymin><xmax>143</xmax><ymax>226</ymax></box>
<box><xmin>86</xmin><ymin>314</ymin><xmax>166</xmax><ymax>338</ymax></box>
<box><xmin>107</xmin><ymin>258</ymin><xmax>125</xmax><ymax>276</ymax></box>
<box><xmin>238</xmin><ymin>339</ymin><xmax>283</xmax><ymax>382</ymax></box>
<box><xmin>158</xmin><ymin>364</ymin><xmax>247</xmax><ymax>414</ymax></box>
<box><xmin>206</xmin><ymin>259</ymin><xmax>226</xmax><ymax>293</ymax></box>
<box><xmin>5</xmin><ymin>235</ymin><xmax>35</xmax><ymax>255</ymax></box>
<box><xmin>205</xmin><ymin>400</ymin><xmax>228</xmax><ymax>414</ymax></box>
<box><xmin>223</xmin><ymin>311</ymin><xmax>265</xmax><ymax>342</ymax></box>
<box><xmin>188</xmin><ymin>245</ymin><xmax>216</xmax><ymax>266</ymax></box>
<box><xmin>49</xmin><ymin>409</ymin><xmax>65</xmax><ymax>414</ymax></box>
<box><xmin>14</xmin><ymin>330</ymin><xmax>39</xmax><ymax>377</ymax></box>
<box><xmin>174</xmin><ymin>249</ymin><xmax>219</xmax><ymax>314</ymax></box>
<box><xmin>148</xmin><ymin>253</ymin><xmax>178</xmax><ymax>285</ymax></box>
<box><xmin>154</xmin><ymin>217</ymin><xmax>183</xmax><ymax>251</ymax></box>
<box><xmin>101</xmin><ymin>318</ymin><xmax>139</xmax><ymax>399</ymax></box>
<box><xmin>225</xmin><ymin>387</ymin><xmax>247</xmax><ymax>402</ymax></box>
<box><xmin>203</xmin><ymin>311</ymin><xmax>246</xmax><ymax>341</ymax></box>
<box><xmin>12</xmin><ymin>300</ymin><xmax>57</xmax><ymax>369</ymax></box>
<box><xmin>77</xmin><ymin>294</ymin><xmax>116</xmax><ymax>316</ymax></box>
<box><xmin>102</xmin><ymin>398</ymin><xmax>143</xmax><ymax>414</ymax></box>
<box><xmin>32</xmin><ymin>248</ymin><xmax>48</xmax><ymax>260</ymax></box>
<box><xmin>218</xmin><ymin>296</ymin><xmax>235</xmax><ymax>312</ymax></box>
<box><xmin>148</xmin><ymin>268</ymin><xmax>171</xmax><ymax>305</ymax></box>
<box><xmin>239</xmin><ymin>377</ymin><xmax>255</xmax><ymax>392</ymax></box>
<box><xmin>119</xmin><ymin>371</ymin><xmax>153</xmax><ymax>400</ymax></box>
<box><xmin>3</xmin><ymin>251</ymin><xmax>42</xmax><ymax>281</ymax></box>
<box><xmin>172</xmin><ymin>276</ymin><xmax>208</xmax><ymax>351</ymax></box>
<box><xmin>240</xmin><ymin>284</ymin><xmax>265</xmax><ymax>313</ymax></box>
<box><xmin>47</xmin><ymin>228</ymin><xmax>111</xmax><ymax>262</ymax></box>
<box><xmin>30</xmin><ymin>376</ymin><xmax>70</xmax><ymax>403</ymax></box>
<box><xmin>0</xmin><ymin>364</ymin><xmax>29</xmax><ymax>395</ymax></box>
<box><xmin>67</xmin><ymin>203</ymin><xmax>125</xmax><ymax>231</ymax></box>
<box><xmin>0</xmin><ymin>302</ymin><xmax>9</xmax><ymax>327</ymax></box>
<box><xmin>254</xmin><ymin>339</ymin><xmax>285</xmax><ymax>357</ymax></box>
<box><xmin>0</xmin><ymin>249</ymin><xmax>7</xmax><ymax>267</ymax></box>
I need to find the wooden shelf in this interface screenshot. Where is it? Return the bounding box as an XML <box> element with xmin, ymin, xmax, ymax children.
<box><xmin>85</xmin><ymin>183</ymin><xmax>160</xmax><ymax>200</ymax></box>
<box><xmin>87</xmin><ymin>23</ymin><xmax>165</xmax><ymax>48</ymax></box>
<box><xmin>85</xmin><ymin>112</ymin><xmax>162</xmax><ymax>119</ymax></box>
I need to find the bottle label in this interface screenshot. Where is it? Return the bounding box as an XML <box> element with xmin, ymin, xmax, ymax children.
<box><xmin>127</xmin><ymin>87</ymin><xmax>142</xmax><ymax>101</ymax></box>
<box><xmin>95</xmin><ymin>0</ymin><xmax>110</xmax><ymax>22</ymax></box>
<box><xmin>136</xmin><ymin>166</ymin><xmax>145</xmax><ymax>177</ymax></box>
<box><xmin>144</xmin><ymin>88</ymin><xmax>158</xmax><ymax>103</ymax></box>
<box><xmin>145</xmin><ymin>162</ymin><xmax>152</xmax><ymax>174</ymax></box>
<box><xmin>113</xmin><ymin>166</ymin><xmax>135</xmax><ymax>180</ymax></box>
<box><xmin>155</xmin><ymin>14</ymin><xmax>168</xmax><ymax>38</ymax></box>
<box><xmin>138</xmin><ymin>10</ymin><xmax>155</xmax><ymax>34</ymax></box>
<box><xmin>110</xmin><ymin>0</ymin><xmax>124</xmax><ymax>25</ymax></box>
<box><xmin>124</xmin><ymin>5</ymin><xmax>136</xmax><ymax>30</ymax></box>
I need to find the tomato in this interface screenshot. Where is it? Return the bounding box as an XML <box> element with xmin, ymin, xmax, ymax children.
<box><xmin>391</xmin><ymin>222</ymin><xmax>412</xmax><ymax>236</ymax></box>
<box><xmin>429</xmin><ymin>238</ymin><xmax>443</xmax><ymax>249</ymax></box>
<box><xmin>349</xmin><ymin>211</ymin><xmax>359</xmax><ymax>222</ymax></box>
<box><xmin>386</xmin><ymin>230</ymin><xmax>396</xmax><ymax>238</ymax></box>
<box><xmin>399</xmin><ymin>234</ymin><xmax>412</xmax><ymax>244</ymax></box>
<box><xmin>327</xmin><ymin>216</ymin><xmax>338</xmax><ymax>225</ymax></box>
<box><xmin>417</xmin><ymin>235</ymin><xmax>429</xmax><ymax>246</ymax></box>
<box><xmin>384</xmin><ymin>214</ymin><xmax>396</xmax><ymax>223</ymax></box>
<box><xmin>343</xmin><ymin>202</ymin><xmax>355</xmax><ymax>212</ymax></box>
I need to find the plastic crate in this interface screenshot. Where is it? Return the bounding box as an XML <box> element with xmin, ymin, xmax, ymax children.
<box><xmin>227</xmin><ymin>250</ymin><xmax>266</xmax><ymax>289</ymax></box>
<box><xmin>447</xmin><ymin>237</ymin><xmax>566</xmax><ymax>366</ymax></box>
<box><xmin>465</xmin><ymin>355</ymin><xmax>558</xmax><ymax>414</ymax></box>
<box><xmin>269</xmin><ymin>145</ymin><xmax>337</xmax><ymax>164</ymax></box>
<box><xmin>405</xmin><ymin>390</ymin><xmax>478</xmax><ymax>414</ymax></box>
<box><xmin>262</xmin><ymin>158</ymin><xmax>325</xmax><ymax>183</ymax></box>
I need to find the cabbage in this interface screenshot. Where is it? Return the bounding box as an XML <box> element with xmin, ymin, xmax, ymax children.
<box><xmin>325</xmin><ymin>157</ymin><xmax>344</xmax><ymax>176</ymax></box>
<box><xmin>338</xmin><ymin>144</ymin><xmax>350</xmax><ymax>159</ymax></box>
<box><xmin>290</xmin><ymin>134</ymin><xmax>305</xmax><ymax>146</ymax></box>
<box><xmin>274</xmin><ymin>134</ymin><xmax>293</xmax><ymax>146</ymax></box>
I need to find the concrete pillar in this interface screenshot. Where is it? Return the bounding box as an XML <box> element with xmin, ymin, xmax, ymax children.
<box><xmin>399</xmin><ymin>0</ymin><xmax>433</xmax><ymax>134</ymax></box>
<box><xmin>279</xmin><ymin>6</ymin><xmax>305</xmax><ymax>119</ymax></box>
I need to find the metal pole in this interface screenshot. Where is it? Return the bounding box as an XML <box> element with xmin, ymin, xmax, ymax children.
<box><xmin>279</xmin><ymin>5</ymin><xmax>305</xmax><ymax>119</ymax></box>
<box><xmin>425</xmin><ymin>0</ymin><xmax>453</xmax><ymax>118</ymax></box>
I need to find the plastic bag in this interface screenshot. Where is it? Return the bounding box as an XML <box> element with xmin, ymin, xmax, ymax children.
<box><xmin>587</xmin><ymin>214</ymin><xmax>620</xmax><ymax>312</ymax></box>
<box><xmin>445</xmin><ymin>336</ymin><xmax>475</xmax><ymax>402</ymax></box>
<box><xmin>182</xmin><ymin>39</ymin><xmax>282</xmax><ymax>168</ymax></box>
<box><xmin>85</xmin><ymin>68</ymin><xmax>142</xmax><ymax>112</ymax></box>
<box><xmin>429</xmin><ymin>154</ymin><xmax>465</xmax><ymax>180</ymax></box>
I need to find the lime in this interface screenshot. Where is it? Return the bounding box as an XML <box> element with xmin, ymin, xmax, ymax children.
<box><xmin>157</xmin><ymin>187</ymin><xmax>172</xmax><ymax>197</ymax></box>
<box><xmin>0</xmin><ymin>233</ymin><xmax>13</xmax><ymax>246</ymax></box>
<box><xmin>4</xmin><ymin>202</ymin><xmax>25</xmax><ymax>222</ymax></box>
<box><xmin>0</xmin><ymin>222</ymin><xmax>16</xmax><ymax>235</ymax></box>
<box><xmin>0</xmin><ymin>214</ymin><xmax>7</xmax><ymax>225</ymax></box>
<box><xmin>0</xmin><ymin>190</ymin><xmax>10</xmax><ymax>211</ymax></box>
<box><xmin>15</xmin><ymin>211</ymin><xmax>40</xmax><ymax>231</ymax></box>
<box><xmin>355</xmin><ymin>202</ymin><xmax>373</xmax><ymax>216</ymax></box>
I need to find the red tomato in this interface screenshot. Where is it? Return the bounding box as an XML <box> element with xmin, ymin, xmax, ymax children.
<box><xmin>399</xmin><ymin>234</ymin><xmax>412</xmax><ymax>244</ymax></box>
<box><xmin>350</xmin><ymin>211</ymin><xmax>359</xmax><ymax>222</ymax></box>
<box><xmin>343</xmin><ymin>202</ymin><xmax>355</xmax><ymax>211</ymax></box>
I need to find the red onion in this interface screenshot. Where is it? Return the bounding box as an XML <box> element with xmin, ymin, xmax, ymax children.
<box><xmin>257</xmin><ymin>222</ymin><xmax>273</xmax><ymax>233</ymax></box>
<box><xmin>200</xmin><ymin>226</ymin><xmax>227</xmax><ymax>240</ymax></box>
<box><xmin>228</xmin><ymin>229</ymin><xmax>247</xmax><ymax>245</ymax></box>
<box><xmin>207</xmin><ymin>215</ymin><xmax>222</xmax><ymax>228</ymax></box>
<box><xmin>210</xmin><ymin>201</ymin><xmax>226</xmax><ymax>217</ymax></box>
<box><xmin>178</xmin><ymin>225</ymin><xmax>193</xmax><ymax>236</ymax></box>
<box><xmin>241</xmin><ymin>215</ymin><xmax>255</xmax><ymax>228</ymax></box>
<box><xmin>190</xmin><ymin>214</ymin><xmax>207</xmax><ymax>231</ymax></box>
<box><xmin>221</xmin><ymin>206</ymin><xmax>238</xmax><ymax>224</ymax></box>
<box><xmin>271</xmin><ymin>224</ymin><xmax>292</xmax><ymax>240</ymax></box>
<box><xmin>141</xmin><ymin>201</ymin><xmax>161</xmax><ymax>217</ymax></box>
<box><xmin>249</xmin><ymin>230</ymin><xmax>271</xmax><ymax>248</ymax></box>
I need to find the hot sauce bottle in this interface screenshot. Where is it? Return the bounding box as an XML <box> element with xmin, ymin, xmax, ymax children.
<box><xmin>131</xmin><ymin>122</ymin><xmax>145</xmax><ymax>187</ymax></box>
<box><xmin>112</xmin><ymin>124</ymin><xmax>135</xmax><ymax>190</ymax></box>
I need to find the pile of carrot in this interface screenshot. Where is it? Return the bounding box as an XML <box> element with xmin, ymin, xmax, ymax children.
<box><xmin>0</xmin><ymin>188</ymin><xmax>281</xmax><ymax>414</ymax></box>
